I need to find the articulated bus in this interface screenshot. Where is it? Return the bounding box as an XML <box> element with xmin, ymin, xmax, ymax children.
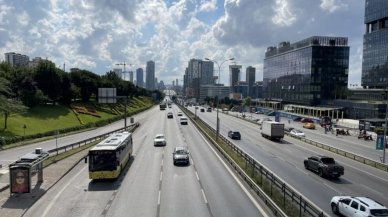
<box><xmin>88</xmin><ymin>132</ymin><xmax>133</xmax><ymax>179</ymax></box>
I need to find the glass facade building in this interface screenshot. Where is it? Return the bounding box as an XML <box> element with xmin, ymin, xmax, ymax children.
<box><xmin>263</xmin><ymin>36</ymin><xmax>349</xmax><ymax>106</ymax></box>
<box><xmin>362</xmin><ymin>0</ymin><xmax>388</xmax><ymax>88</ymax></box>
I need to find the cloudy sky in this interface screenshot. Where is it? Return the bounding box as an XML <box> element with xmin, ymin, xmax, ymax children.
<box><xmin>0</xmin><ymin>0</ymin><xmax>364</xmax><ymax>86</ymax></box>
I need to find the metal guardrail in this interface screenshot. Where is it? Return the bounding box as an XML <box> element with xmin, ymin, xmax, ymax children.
<box><xmin>179</xmin><ymin>105</ymin><xmax>327</xmax><ymax>217</ymax></box>
<box><xmin>227</xmin><ymin>111</ymin><xmax>388</xmax><ymax>172</ymax></box>
<box><xmin>48</xmin><ymin>123</ymin><xmax>140</xmax><ymax>155</ymax></box>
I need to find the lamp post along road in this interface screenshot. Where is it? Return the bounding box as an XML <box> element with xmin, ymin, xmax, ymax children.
<box><xmin>204</xmin><ymin>57</ymin><xmax>234</xmax><ymax>141</ymax></box>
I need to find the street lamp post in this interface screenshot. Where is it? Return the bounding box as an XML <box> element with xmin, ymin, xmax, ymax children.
<box><xmin>204</xmin><ymin>57</ymin><xmax>234</xmax><ymax>141</ymax></box>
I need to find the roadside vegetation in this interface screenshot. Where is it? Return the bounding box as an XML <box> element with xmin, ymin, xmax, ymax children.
<box><xmin>0</xmin><ymin>61</ymin><xmax>163</xmax><ymax>147</ymax></box>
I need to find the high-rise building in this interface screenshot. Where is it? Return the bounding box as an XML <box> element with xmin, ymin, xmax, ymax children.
<box><xmin>113</xmin><ymin>68</ymin><xmax>123</xmax><ymax>79</ymax></box>
<box><xmin>129</xmin><ymin>71</ymin><xmax>134</xmax><ymax>83</ymax></box>
<box><xmin>263</xmin><ymin>36</ymin><xmax>349</xmax><ymax>106</ymax></box>
<box><xmin>4</xmin><ymin>52</ymin><xmax>29</xmax><ymax>67</ymax></box>
<box><xmin>136</xmin><ymin>68</ymin><xmax>144</xmax><ymax>87</ymax></box>
<box><xmin>246</xmin><ymin>66</ymin><xmax>256</xmax><ymax>98</ymax></box>
<box><xmin>172</xmin><ymin>80</ymin><xmax>175</xmax><ymax>86</ymax></box>
<box><xmin>176</xmin><ymin>79</ymin><xmax>179</xmax><ymax>86</ymax></box>
<box><xmin>146</xmin><ymin>61</ymin><xmax>155</xmax><ymax>90</ymax></box>
<box><xmin>229</xmin><ymin>65</ymin><xmax>242</xmax><ymax>91</ymax></box>
<box><xmin>183</xmin><ymin>59</ymin><xmax>214</xmax><ymax>99</ymax></box>
<box><xmin>361</xmin><ymin>0</ymin><xmax>388</xmax><ymax>88</ymax></box>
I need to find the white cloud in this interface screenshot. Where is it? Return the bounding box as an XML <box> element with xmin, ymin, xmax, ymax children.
<box><xmin>0</xmin><ymin>0</ymin><xmax>365</xmax><ymax>85</ymax></box>
<box><xmin>272</xmin><ymin>0</ymin><xmax>297</xmax><ymax>26</ymax></box>
<box><xmin>320</xmin><ymin>0</ymin><xmax>348</xmax><ymax>13</ymax></box>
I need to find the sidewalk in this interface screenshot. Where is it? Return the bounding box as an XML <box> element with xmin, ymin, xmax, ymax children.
<box><xmin>0</xmin><ymin>148</ymin><xmax>89</xmax><ymax>217</ymax></box>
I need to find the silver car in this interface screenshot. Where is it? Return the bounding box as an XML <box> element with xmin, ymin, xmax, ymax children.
<box><xmin>173</xmin><ymin>146</ymin><xmax>190</xmax><ymax>165</ymax></box>
<box><xmin>154</xmin><ymin>134</ymin><xmax>166</xmax><ymax>146</ymax></box>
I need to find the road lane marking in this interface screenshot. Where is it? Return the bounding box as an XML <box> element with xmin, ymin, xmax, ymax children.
<box><xmin>41</xmin><ymin>165</ymin><xmax>87</xmax><ymax>217</ymax></box>
<box><xmin>160</xmin><ymin>171</ymin><xmax>163</xmax><ymax>181</ymax></box>
<box><xmin>195</xmin><ymin>171</ymin><xmax>200</xmax><ymax>181</ymax></box>
<box><xmin>158</xmin><ymin>190</ymin><xmax>161</xmax><ymax>205</ymax></box>
<box><xmin>201</xmin><ymin>189</ymin><xmax>208</xmax><ymax>203</ymax></box>
<box><xmin>192</xmin><ymin>123</ymin><xmax>269</xmax><ymax>217</ymax></box>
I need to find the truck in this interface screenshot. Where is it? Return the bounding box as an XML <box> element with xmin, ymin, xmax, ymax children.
<box><xmin>261</xmin><ymin>121</ymin><xmax>284</xmax><ymax>141</ymax></box>
<box><xmin>304</xmin><ymin>155</ymin><xmax>344</xmax><ymax>178</ymax></box>
<box><xmin>159</xmin><ymin>103</ymin><xmax>167</xmax><ymax>110</ymax></box>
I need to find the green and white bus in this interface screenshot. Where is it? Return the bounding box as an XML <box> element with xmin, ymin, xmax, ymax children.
<box><xmin>88</xmin><ymin>132</ymin><xmax>133</xmax><ymax>179</ymax></box>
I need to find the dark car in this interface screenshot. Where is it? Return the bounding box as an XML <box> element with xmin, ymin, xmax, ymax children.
<box><xmin>301</xmin><ymin>118</ymin><xmax>314</xmax><ymax>123</ymax></box>
<box><xmin>228</xmin><ymin>131</ymin><xmax>241</xmax><ymax>140</ymax></box>
<box><xmin>304</xmin><ymin>155</ymin><xmax>344</xmax><ymax>178</ymax></box>
<box><xmin>207</xmin><ymin>107</ymin><xmax>212</xmax><ymax>112</ymax></box>
<box><xmin>293</xmin><ymin>117</ymin><xmax>302</xmax><ymax>122</ymax></box>
<box><xmin>284</xmin><ymin>127</ymin><xmax>294</xmax><ymax>132</ymax></box>
<box><xmin>173</xmin><ymin>146</ymin><xmax>190</xmax><ymax>165</ymax></box>
<box><xmin>200</xmin><ymin>108</ymin><xmax>205</xmax><ymax>112</ymax></box>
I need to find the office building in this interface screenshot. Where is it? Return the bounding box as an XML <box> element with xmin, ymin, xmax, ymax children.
<box><xmin>4</xmin><ymin>52</ymin><xmax>29</xmax><ymax>67</ymax></box>
<box><xmin>129</xmin><ymin>71</ymin><xmax>134</xmax><ymax>83</ymax></box>
<box><xmin>246</xmin><ymin>66</ymin><xmax>256</xmax><ymax>98</ymax></box>
<box><xmin>199</xmin><ymin>84</ymin><xmax>230</xmax><ymax>103</ymax></box>
<box><xmin>183</xmin><ymin>59</ymin><xmax>214</xmax><ymax>100</ymax></box>
<box><xmin>229</xmin><ymin>65</ymin><xmax>242</xmax><ymax>92</ymax></box>
<box><xmin>263</xmin><ymin>36</ymin><xmax>349</xmax><ymax>106</ymax></box>
<box><xmin>136</xmin><ymin>68</ymin><xmax>144</xmax><ymax>87</ymax></box>
<box><xmin>176</xmin><ymin>79</ymin><xmax>179</xmax><ymax>86</ymax></box>
<box><xmin>113</xmin><ymin>68</ymin><xmax>123</xmax><ymax>79</ymax></box>
<box><xmin>361</xmin><ymin>0</ymin><xmax>388</xmax><ymax>88</ymax></box>
<box><xmin>146</xmin><ymin>61</ymin><xmax>155</xmax><ymax>90</ymax></box>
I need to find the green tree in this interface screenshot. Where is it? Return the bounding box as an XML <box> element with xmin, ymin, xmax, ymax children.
<box><xmin>0</xmin><ymin>78</ymin><xmax>28</xmax><ymax>129</ymax></box>
<box><xmin>243</xmin><ymin>96</ymin><xmax>252</xmax><ymax>113</ymax></box>
<box><xmin>34</xmin><ymin>60</ymin><xmax>62</xmax><ymax>104</ymax></box>
<box><xmin>71</xmin><ymin>70</ymin><xmax>100</xmax><ymax>102</ymax></box>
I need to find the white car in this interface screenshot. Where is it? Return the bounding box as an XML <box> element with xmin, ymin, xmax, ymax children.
<box><xmin>330</xmin><ymin>196</ymin><xmax>388</xmax><ymax>217</ymax></box>
<box><xmin>289</xmin><ymin>129</ymin><xmax>305</xmax><ymax>137</ymax></box>
<box><xmin>177</xmin><ymin>112</ymin><xmax>183</xmax><ymax>116</ymax></box>
<box><xmin>154</xmin><ymin>134</ymin><xmax>166</xmax><ymax>146</ymax></box>
<box><xmin>180</xmin><ymin>117</ymin><xmax>188</xmax><ymax>125</ymax></box>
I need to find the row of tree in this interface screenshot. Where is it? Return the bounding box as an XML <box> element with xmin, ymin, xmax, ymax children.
<box><xmin>0</xmin><ymin>60</ymin><xmax>163</xmax><ymax>129</ymax></box>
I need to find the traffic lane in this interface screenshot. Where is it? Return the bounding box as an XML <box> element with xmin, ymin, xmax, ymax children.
<box><xmin>24</xmin><ymin>161</ymin><xmax>112</xmax><ymax>217</ymax></box>
<box><xmin>0</xmin><ymin>106</ymin><xmax>158</xmax><ymax>167</ymax></box>
<box><xmin>193</xmin><ymin>110</ymin><xmax>348</xmax><ymax>213</ymax></box>
<box><xmin>24</xmin><ymin>106</ymin><xmax>164</xmax><ymax>217</ymax></box>
<box><xmin>180</xmin><ymin>109</ymin><xmax>267</xmax><ymax>217</ymax></box>
<box><xmin>105</xmin><ymin>108</ymin><xmax>168</xmax><ymax>217</ymax></box>
<box><xmin>159</xmin><ymin>109</ymin><xmax>211</xmax><ymax>217</ymax></box>
<box><xmin>279</xmin><ymin>118</ymin><xmax>381</xmax><ymax>162</ymax></box>
<box><xmin>216</xmin><ymin>112</ymin><xmax>388</xmax><ymax>211</ymax></box>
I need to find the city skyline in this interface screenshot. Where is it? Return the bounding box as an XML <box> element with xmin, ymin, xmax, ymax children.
<box><xmin>0</xmin><ymin>0</ymin><xmax>364</xmax><ymax>85</ymax></box>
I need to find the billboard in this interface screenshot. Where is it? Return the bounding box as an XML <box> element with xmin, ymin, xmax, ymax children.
<box><xmin>98</xmin><ymin>88</ymin><xmax>117</xmax><ymax>103</ymax></box>
<box><xmin>10</xmin><ymin>167</ymin><xmax>30</xmax><ymax>193</ymax></box>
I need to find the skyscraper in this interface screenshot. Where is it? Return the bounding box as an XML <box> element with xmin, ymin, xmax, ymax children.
<box><xmin>246</xmin><ymin>66</ymin><xmax>256</xmax><ymax>98</ymax></box>
<box><xmin>263</xmin><ymin>36</ymin><xmax>349</xmax><ymax>106</ymax></box>
<box><xmin>146</xmin><ymin>61</ymin><xmax>155</xmax><ymax>90</ymax></box>
<box><xmin>229</xmin><ymin>65</ymin><xmax>242</xmax><ymax>91</ymax></box>
<box><xmin>129</xmin><ymin>71</ymin><xmax>134</xmax><ymax>83</ymax></box>
<box><xmin>361</xmin><ymin>0</ymin><xmax>388</xmax><ymax>88</ymax></box>
<box><xmin>136</xmin><ymin>68</ymin><xmax>144</xmax><ymax>87</ymax></box>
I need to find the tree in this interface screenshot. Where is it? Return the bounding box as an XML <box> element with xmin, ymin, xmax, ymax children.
<box><xmin>0</xmin><ymin>78</ymin><xmax>28</xmax><ymax>129</ymax></box>
<box><xmin>243</xmin><ymin>96</ymin><xmax>252</xmax><ymax>113</ymax></box>
<box><xmin>34</xmin><ymin>60</ymin><xmax>62</xmax><ymax>104</ymax></box>
<box><xmin>71</xmin><ymin>70</ymin><xmax>100</xmax><ymax>102</ymax></box>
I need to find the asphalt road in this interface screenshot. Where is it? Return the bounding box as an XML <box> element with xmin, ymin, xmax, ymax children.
<box><xmin>23</xmin><ymin>104</ymin><xmax>267</xmax><ymax>217</ymax></box>
<box><xmin>188</xmin><ymin>106</ymin><xmax>388</xmax><ymax>214</ymax></box>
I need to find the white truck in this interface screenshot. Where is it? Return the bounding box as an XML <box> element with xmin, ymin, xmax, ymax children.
<box><xmin>261</xmin><ymin>121</ymin><xmax>284</xmax><ymax>141</ymax></box>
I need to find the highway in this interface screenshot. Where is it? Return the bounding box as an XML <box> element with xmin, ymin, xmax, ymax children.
<box><xmin>188</xmin><ymin>106</ymin><xmax>388</xmax><ymax>214</ymax></box>
<box><xmin>227</xmin><ymin>111</ymin><xmax>384</xmax><ymax>162</ymax></box>
<box><xmin>23</xmin><ymin>105</ymin><xmax>266</xmax><ymax>217</ymax></box>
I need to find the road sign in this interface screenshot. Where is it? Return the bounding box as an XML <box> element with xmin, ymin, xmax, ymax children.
<box><xmin>376</xmin><ymin>130</ymin><xmax>384</xmax><ymax>150</ymax></box>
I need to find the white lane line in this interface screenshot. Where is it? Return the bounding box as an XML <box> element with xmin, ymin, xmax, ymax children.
<box><xmin>161</xmin><ymin>159</ymin><xmax>163</xmax><ymax>167</ymax></box>
<box><xmin>201</xmin><ymin>189</ymin><xmax>208</xmax><ymax>204</ymax></box>
<box><xmin>158</xmin><ymin>190</ymin><xmax>161</xmax><ymax>205</ymax></box>
<box><xmin>322</xmin><ymin>182</ymin><xmax>342</xmax><ymax>195</ymax></box>
<box><xmin>41</xmin><ymin>166</ymin><xmax>87</xmax><ymax>217</ymax></box>
<box><xmin>193</xmin><ymin>124</ymin><xmax>269</xmax><ymax>217</ymax></box>
<box><xmin>195</xmin><ymin>171</ymin><xmax>200</xmax><ymax>181</ymax></box>
<box><xmin>160</xmin><ymin>172</ymin><xmax>163</xmax><ymax>181</ymax></box>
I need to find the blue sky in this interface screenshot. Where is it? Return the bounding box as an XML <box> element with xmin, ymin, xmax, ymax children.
<box><xmin>0</xmin><ymin>0</ymin><xmax>365</xmax><ymax>86</ymax></box>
